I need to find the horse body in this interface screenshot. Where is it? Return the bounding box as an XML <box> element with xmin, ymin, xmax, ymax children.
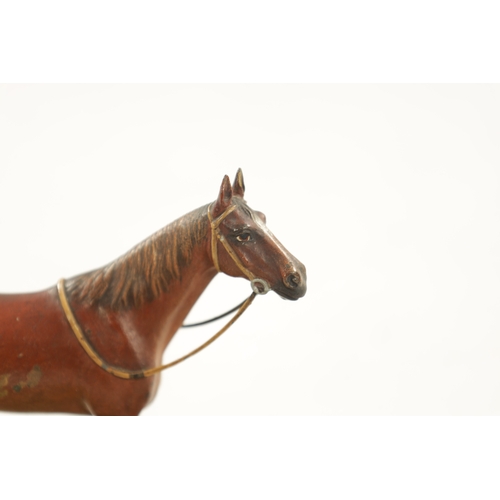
<box><xmin>0</xmin><ymin>210</ymin><xmax>216</xmax><ymax>415</ymax></box>
<box><xmin>0</xmin><ymin>170</ymin><xmax>306</xmax><ymax>415</ymax></box>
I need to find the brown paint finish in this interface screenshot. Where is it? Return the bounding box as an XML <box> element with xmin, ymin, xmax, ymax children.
<box><xmin>0</xmin><ymin>170</ymin><xmax>306</xmax><ymax>415</ymax></box>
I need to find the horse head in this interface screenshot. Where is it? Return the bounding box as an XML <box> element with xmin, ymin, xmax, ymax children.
<box><xmin>209</xmin><ymin>169</ymin><xmax>307</xmax><ymax>301</ymax></box>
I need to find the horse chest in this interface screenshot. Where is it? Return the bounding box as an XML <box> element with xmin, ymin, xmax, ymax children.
<box><xmin>0</xmin><ymin>289</ymin><xmax>159</xmax><ymax>415</ymax></box>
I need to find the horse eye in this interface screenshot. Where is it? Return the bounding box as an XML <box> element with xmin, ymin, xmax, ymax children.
<box><xmin>236</xmin><ymin>232</ymin><xmax>252</xmax><ymax>242</ymax></box>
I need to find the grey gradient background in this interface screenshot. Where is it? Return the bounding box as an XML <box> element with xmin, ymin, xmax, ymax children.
<box><xmin>1</xmin><ymin>84</ymin><xmax>499</xmax><ymax>415</ymax></box>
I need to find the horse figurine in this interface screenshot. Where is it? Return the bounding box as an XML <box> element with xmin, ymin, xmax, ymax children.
<box><xmin>0</xmin><ymin>170</ymin><xmax>306</xmax><ymax>415</ymax></box>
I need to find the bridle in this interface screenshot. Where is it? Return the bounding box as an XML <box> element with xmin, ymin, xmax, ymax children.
<box><xmin>207</xmin><ymin>203</ymin><xmax>270</xmax><ymax>295</ymax></box>
<box><xmin>57</xmin><ymin>202</ymin><xmax>270</xmax><ymax>380</ymax></box>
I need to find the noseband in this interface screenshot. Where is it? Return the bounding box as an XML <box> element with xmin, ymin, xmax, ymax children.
<box><xmin>57</xmin><ymin>203</ymin><xmax>269</xmax><ymax>380</ymax></box>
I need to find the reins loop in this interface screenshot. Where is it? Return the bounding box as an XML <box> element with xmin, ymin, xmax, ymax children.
<box><xmin>57</xmin><ymin>201</ymin><xmax>270</xmax><ymax>380</ymax></box>
<box><xmin>57</xmin><ymin>278</ymin><xmax>256</xmax><ymax>380</ymax></box>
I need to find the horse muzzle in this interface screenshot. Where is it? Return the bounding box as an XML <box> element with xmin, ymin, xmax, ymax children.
<box><xmin>278</xmin><ymin>264</ymin><xmax>307</xmax><ymax>300</ymax></box>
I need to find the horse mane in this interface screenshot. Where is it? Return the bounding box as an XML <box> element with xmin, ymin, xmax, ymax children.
<box><xmin>67</xmin><ymin>205</ymin><xmax>209</xmax><ymax>310</ymax></box>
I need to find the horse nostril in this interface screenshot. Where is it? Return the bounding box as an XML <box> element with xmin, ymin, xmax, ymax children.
<box><xmin>285</xmin><ymin>272</ymin><xmax>301</xmax><ymax>289</ymax></box>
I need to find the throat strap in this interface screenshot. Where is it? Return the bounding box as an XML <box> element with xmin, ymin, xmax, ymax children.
<box><xmin>57</xmin><ymin>279</ymin><xmax>256</xmax><ymax>380</ymax></box>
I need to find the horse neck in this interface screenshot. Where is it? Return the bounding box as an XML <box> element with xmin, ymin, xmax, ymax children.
<box><xmin>123</xmin><ymin>244</ymin><xmax>216</xmax><ymax>355</ymax></box>
<box><xmin>110</xmin><ymin>206</ymin><xmax>217</xmax><ymax>356</ymax></box>
<box><xmin>68</xmin><ymin>204</ymin><xmax>218</xmax><ymax>361</ymax></box>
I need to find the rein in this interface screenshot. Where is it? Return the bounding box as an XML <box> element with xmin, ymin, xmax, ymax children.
<box><xmin>57</xmin><ymin>203</ymin><xmax>269</xmax><ymax>380</ymax></box>
<box><xmin>181</xmin><ymin>298</ymin><xmax>248</xmax><ymax>328</ymax></box>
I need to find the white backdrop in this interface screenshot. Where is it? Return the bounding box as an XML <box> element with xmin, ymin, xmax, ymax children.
<box><xmin>1</xmin><ymin>84</ymin><xmax>499</xmax><ymax>415</ymax></box>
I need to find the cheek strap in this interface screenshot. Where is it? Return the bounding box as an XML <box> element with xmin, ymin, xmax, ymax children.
<box><xmin>207</xmin><ymin>204</ymin><xmax>256</xmax><ymax>281</ymax></box>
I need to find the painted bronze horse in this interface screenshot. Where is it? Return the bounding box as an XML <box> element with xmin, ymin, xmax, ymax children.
<box><xmin>0</xmin><ymin>170</ymin><xmax>306</xmax><ymax>415</ymax></box>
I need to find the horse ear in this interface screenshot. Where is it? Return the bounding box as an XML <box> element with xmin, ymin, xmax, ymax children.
<box><xmin>232</xmin><ymin>168</ymin><xmax>245</xmax><ymax>198</ymax></box>
<box><xmin>212</xmin><ymin>175</ymin><xmax>233</xmax><ymax>217</ymax></box>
